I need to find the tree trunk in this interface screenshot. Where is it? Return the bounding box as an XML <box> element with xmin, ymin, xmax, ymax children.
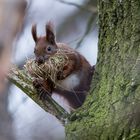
<box><xmin>66</xmin><ymin>0</ymin><xmax>140</xmax><ymax>139</ymax></box>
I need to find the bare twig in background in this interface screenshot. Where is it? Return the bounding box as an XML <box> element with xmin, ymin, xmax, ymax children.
<box><xmin>56</xmin><ymin>0</ymin><xmax>97</xmax><ymax>13</ymax></box>
<box><xmin>8</xmin><ymin>66</ymin><xmax>70</xmax><ymax>125</ymax></box>
<box><xmin>76</xmin><ymin>15</ymin><xmax>98</xmax><ymax>49</ymax></box>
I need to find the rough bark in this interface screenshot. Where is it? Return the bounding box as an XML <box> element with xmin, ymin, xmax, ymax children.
<box><xmin>66</xmin><ymin>0</ymin><xmax>140</xmax><ymax>140</ymax></box>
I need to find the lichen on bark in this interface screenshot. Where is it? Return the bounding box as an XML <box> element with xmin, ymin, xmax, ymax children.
<box><xmin>66</xmin><ymin>0</ymin><xmax>140</xmax><ymax>139</ymax></box>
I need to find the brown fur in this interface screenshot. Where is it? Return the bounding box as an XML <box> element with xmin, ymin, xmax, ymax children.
<box><xmin>32</xmin><ymin>22</ymin><xmax>94</xmax><ymax>110</ymax></box>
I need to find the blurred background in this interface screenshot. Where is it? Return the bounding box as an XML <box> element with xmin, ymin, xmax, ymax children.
<box><xmin>0</xmin><ymin>0</ymin><xmax>98</xmax><ymax>140</ymax></box>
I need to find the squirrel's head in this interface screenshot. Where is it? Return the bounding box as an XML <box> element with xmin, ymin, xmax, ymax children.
<box><xmin>32</xmin><ymin>22</ymin><xmax>58</xmax><ymax>65</ymax></box>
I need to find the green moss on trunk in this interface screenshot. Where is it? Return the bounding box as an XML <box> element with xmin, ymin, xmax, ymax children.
<box><xmin>66</xmin><ymin>0</ymin><xmax>140</xmax><ymax>139</ymax></box>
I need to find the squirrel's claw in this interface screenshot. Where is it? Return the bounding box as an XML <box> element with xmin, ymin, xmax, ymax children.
<box><xmin>33</xmin><ymin>78</ymin><xmax>51</xmax><ymax>100</ymax></box>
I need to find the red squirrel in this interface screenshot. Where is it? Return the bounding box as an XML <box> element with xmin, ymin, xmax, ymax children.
<box><xmin>32</xmin><ymin>22</ymin><xmax>94</xmax><ymax>110</ymax></box>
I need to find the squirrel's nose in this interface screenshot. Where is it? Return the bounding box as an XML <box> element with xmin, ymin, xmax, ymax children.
<box><xmin>36</xmin><ymin>56</ymin><xmax>45</xmax><ymax>65</ymax></box>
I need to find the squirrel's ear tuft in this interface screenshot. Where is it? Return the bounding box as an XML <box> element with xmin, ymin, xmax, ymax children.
<box><xmin>32</xmin><ymin>24</ymin><xmax>37</xmax><ymax>43</ymax></box>
<box><xmin>46</xmin><ymin>22</ymin><xmax>56</xmax><ymax>45</ymax></box>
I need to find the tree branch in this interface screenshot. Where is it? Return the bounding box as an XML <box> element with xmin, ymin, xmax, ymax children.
<box><xmin>56</xmin><ymin>0</ymin><xmax>97</xmax><ymax>13</ymax></box>
<box><xmin>76</xmin><ymin>14</ymin><xmax>97</xmax><ymax>49</ymax></box>
<box><xmin>8</xmin><ymin>66</ymin><xmax>70</xmax><ymax>125</ymax></box>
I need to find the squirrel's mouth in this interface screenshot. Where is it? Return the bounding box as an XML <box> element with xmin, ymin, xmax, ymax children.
<box><xmin>35</xmin><ymin>55</ymin><xmax>51</xmax><ymax>65</ymax></box>
<box><xmin>35</xmin><ymin>56</ymin><xmax>45</xmax><ymax>65</ymax></box>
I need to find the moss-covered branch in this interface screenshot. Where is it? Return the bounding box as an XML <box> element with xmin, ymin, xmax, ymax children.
<box><xmin>8</xmin><ymin>66</ymin><xmax>70</xmax><ymax>125</ymax></box>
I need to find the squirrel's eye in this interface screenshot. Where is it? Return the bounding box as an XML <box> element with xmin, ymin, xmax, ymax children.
<box><xmin>47</xmin><ymin>46</ymin><xmax>51</xmax><ymax>52</ymax></box>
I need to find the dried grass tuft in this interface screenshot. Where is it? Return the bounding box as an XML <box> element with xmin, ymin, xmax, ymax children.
<box><xmin>24</xmin><ymin>50</ymin><xmax>69</xmax><ymax>84</ymax></box>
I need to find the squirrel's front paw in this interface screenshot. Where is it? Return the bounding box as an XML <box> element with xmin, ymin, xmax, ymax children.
<box><xmin>38</xmin><ymin>87</ymin><xmax>50</xmax><ymax>100</ymax></box>
<box><xmin>33</xmin><ymin>78</ymin><xmax>51</xmax><ymax>100</ymax></box>
<box><xmin>57</xmin><ymin>71</ymin><xmax>66</xmax><ymax>80</ymax></box>
<box><xmin>33</xmin><ymin>78</ymin><xmax>43</xmax><ymax>89</ymax></box>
